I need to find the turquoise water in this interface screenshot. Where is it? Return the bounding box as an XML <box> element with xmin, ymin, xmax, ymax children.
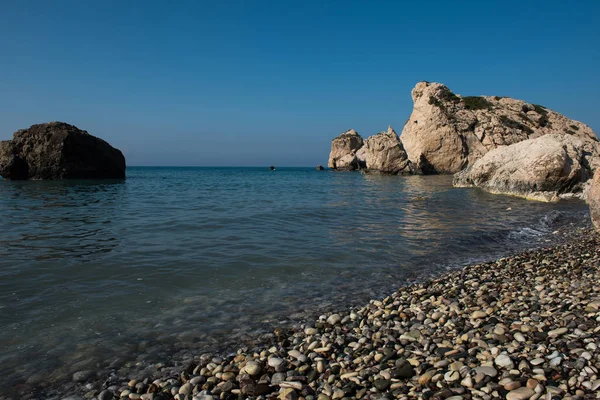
<box><xmin>0</xmin><ymin>167</ymin><xmax>589</xmax><ymax>393</ymax></box>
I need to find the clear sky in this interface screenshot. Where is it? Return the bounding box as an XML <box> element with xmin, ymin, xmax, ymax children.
<box><xmin>0</xmin><ymin>0</ymin><xmax>598</xmax><ymax>166</ymax></box>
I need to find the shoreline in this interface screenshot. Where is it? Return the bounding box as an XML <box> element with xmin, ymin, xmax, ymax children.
<box><xmin>6</xmin><ymin>225</ymin><xmax>600</xmax><ymax>400</ymax></box>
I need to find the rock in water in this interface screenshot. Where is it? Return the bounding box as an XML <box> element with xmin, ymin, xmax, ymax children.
<box><xmin>400</xmin><ymin>81</ymin><xmax>598</xmax><ymax>174</ymax></box>
<box><xmin>453</xmin><ymin>133</ymin><xmax>600</xmax><ymax>201</ymax></box>
<box><xmin>327</xmin><ymin>129</ymin><xmax>364</xmax><ymax>171</ymax></box>
<box><xmin>0</xmin><ymin>122</ymin><xmax>126</xmax><ymax>180</ymax></box>
<box><xmin>355</xmin><ymin>126</ymin><xmax>414</xmax><ymax>174</ymax></box>
<box><xmin>588</xmin><ymin>169</ymin><xmax>600</xmax><ymax>230</ymax></box>
<box><xmin>316</xmin><ymin>165</ymin><xmax>325</xmax><ymax>171</ymax></box>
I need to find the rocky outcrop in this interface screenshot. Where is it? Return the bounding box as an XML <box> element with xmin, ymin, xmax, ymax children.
<box><xmin>327</xmin><ymin>129</ymin><xmax>364</xmax><ymax>171</ymax></box>
<box><xmin>0</xmin><ymin>122</ymin><xmax>126</xmax><ymax>180</ymax></box>
<box><xmin>355</xmin><ymin>126</ymin><xmax>413</xmax><ymax>174</ymax></box>
<box><xmin>588</xmin><ymin>170</ymin><xmax>600</xmax><ymax>230</ymax></box>
<box><xmin>453</xmin><ymin>134</ymin><xmax>600</xmax><ymax>201</ymax></box>
<box><xmin>400</xmin><ymin>82</ymin><xmax>598</xmax><ymax>174</ymax></box>
<box><xmin>326</xmin><ymin>82</ymin><xmax>599</xmax><ymax>201</ymax></box>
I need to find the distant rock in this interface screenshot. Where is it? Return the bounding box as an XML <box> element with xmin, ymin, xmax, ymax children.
<box><xmin>316</xmin><ymin>165</ymin><xmax>324</xmax><ymax>171</ymax></box>
<box><xmin>454</xmin><ymin>133</ymin><xmax>600</xmax><ymax>201</ymax></box>
<box><xmin>327</xmin><ymin>129</ymin><xmax>364</xmax><ymax>171</ymax></box>
<box><xmin>270</xmin><ymin>166</ymin><xmax>276</xmax><ymax>171</ymax></box>
<box><xmin>400</xmin><ymin>81</ymin><xmax>598</xmax><ymax>174</ymax></box>
<box><xmin>588</xmin><ymin>169</ymin><xmax>600</xmax><ymax>230</ymax></box>
<box><xmin>0</xmin><ymin>122</ymin><xmax>125</xmax><ymax>180</ymax></box>
<box><xmin>355</xmin><ymin>126</ymin><xmax>413</xmax><ymax>174</ymax></box>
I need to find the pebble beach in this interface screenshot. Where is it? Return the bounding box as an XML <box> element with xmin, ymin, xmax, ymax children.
<box><xmin>9</xmin><ymin>225</ymin><xmax>599</xmax><ymax>400</ymax></box>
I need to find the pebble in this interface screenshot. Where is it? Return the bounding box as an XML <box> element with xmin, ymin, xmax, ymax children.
<box><xmin>506</xmin><ymin>387</ymin><xmax>535</xmax><ymax>400</ymax></box>
<box><xmin>474</xmin><ymin>366</ymin><xmax>498</xmax><ymax>377</ymax></box>
<box><xmin>495</xmin><ymin>354</ymin><xmax>515</xmax><ymax>369</ymax></box>
<box><xmin>268</xmin><ymin>357</ymin><xmax>284</xmax><ymax>368</ymax></box>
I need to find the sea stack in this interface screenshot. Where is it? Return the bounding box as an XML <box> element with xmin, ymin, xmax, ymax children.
<box><xmin>0</xmin><ymin>122</ymin><xmax>126</xmax><ymax>180</ymax></box>
<box><xmin>326</xmin><ymin>81</ymin><xmax>600</xmax><ymax>201</ymax></box>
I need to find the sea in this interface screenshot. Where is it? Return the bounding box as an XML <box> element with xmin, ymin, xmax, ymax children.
<box><xmin>0</xmin><ymin>167</ymin><xmax>590</xmax><ymax>394</ymax></box>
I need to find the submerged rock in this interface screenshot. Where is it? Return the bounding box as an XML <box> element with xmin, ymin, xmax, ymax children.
<box><xmin>0</xmin><ymin>122</ymin><xmax>126</xmax><ymax>180</ymax></box>
<box><xmin>453</xmin><ymin>133</ymin><xmax>600</xmax><ymax>201</ymax></box>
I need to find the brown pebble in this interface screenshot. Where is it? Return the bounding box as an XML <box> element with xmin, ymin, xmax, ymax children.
<box><xmin>526</xmin><ymin>378</ymin><xmax>539</xmax><ymax>389</ymax></box>
<box><xmin>504</xmin><ymin>381</ymin><xmax>522</xmax><ymax>390</ymax></box>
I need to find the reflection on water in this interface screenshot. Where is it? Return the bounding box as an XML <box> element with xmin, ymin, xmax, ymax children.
<box><xmin>0</xmin><ymin>167</ymin><xmax>590</xmax><ymax>394</ymax></box>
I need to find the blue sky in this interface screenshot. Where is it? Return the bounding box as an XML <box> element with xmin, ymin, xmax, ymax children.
<box><xmin>0</xmin><ymin>0</ymin><xmax>598</xmax><ymax>166</ymax></box>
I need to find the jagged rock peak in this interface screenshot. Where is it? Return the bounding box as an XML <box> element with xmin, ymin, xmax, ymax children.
<box><xmin>356</xmin><ymin>126</ymin><xmax>413</xmax><ymax>174</ymax></box>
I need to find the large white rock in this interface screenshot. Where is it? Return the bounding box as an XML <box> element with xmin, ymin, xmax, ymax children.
<box><xmin>400</xmin><ymin>82</ymin><xmax>598</xmax><ymax>174</ymax></box>
<box><xmin>453</xmin><ymin>133</ymin><xmax>600</xmax><ymax>201</ymax></box>
<box><xmin>356</xmin><ymin>126</ymin><xmax>413</xmax><ymax>174</ymax></box>
<box><xmin>327</xmin><ymin>129</ymin><xmax>364</xmax><ymax>171</ymax></box>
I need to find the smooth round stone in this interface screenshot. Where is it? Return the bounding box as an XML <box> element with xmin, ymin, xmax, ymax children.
<box><xmin>444</xmin><ymin>371</ymin><xmax>460</xmax><ymax>383</ymax></box>
<box><xmin>548</xmin><ymin>327</ymin><xmax>568</xmax><ymax>337</ymax></box>
<box><xmin>179</xmin><ymin>383</ymin><xmax>192</xmax><ymax>395</ymax></box>
<box><xmin>304</xmin><ymin>327</ymin><xmax>318</xmax><ymax>335</ymax></box>
<box><xmin>374</xmin><ymin>379</ymin><xmax>391</xmax><ymax>391</ymax></box>
<box><xmin>495</xmin><ymin>354</ymin><xmax>515</xmax><ymax>369</ymax></box>
<box><xmin>494</xmin><ymin>326</ymin><xmax>506</xmax><ymax>335</ymax></box>
<box><xmin>418</xmin><ymin>370</ymin><xmax>436</xmax><ymax>385</ymax></box>
<box><xmin>288</xmin><ymin>350</ymin><xmax>307</xmax><ymax>362</ymax></box>
<box><xmin>530</xmin><ymin>358</ymin><xmax>544</xmax><ymax>366</ymax></box>
<box><xmin>474</xmin><ymin>366</ymin><xmax>498</xmax><ymax>377</ymax></box>
<box><xmin>506</xmin><ymin>387</ymin><xmax>534</xmax><ymax>400</ymax></box>
<box><xmin>327</xmin><ymin>314</ymin><xmax>342</xmax><ymax>325</ymax></box>
<box><xmin>471</xmin><ymin>311</ymin><xmax>487</xmax><ymax>319</ymax></box>
<box><xmin>243</xmin><ymin>361</ymin><xmax>261</xmax><ymax>376</ymax></box>
<box><xmin>549</xmin><ymin>357</ymin><xmax>562</xmax><ymax>367</ymax></box>
<box><xmin>460</xmin><ymin>376</ymin><xmax>473</xmax><ymax>388</ymax></box>
<box><xmin>193</xmin><ymin>396</ymin><xmax>215</xmax><ymax>400</ymax></box>
<box><xmin>98</xmin><ymin>391</ymin><xmax>113</xmax><ymax>400</ymax></box>
<box><xmin>504</xmin><ymin>381</ymin><xmax>522</xmax><ymax>390</ymax></box>
<box><xmin>526</xmin><ymin>379</ymin><xmax>539</xmax><ymax>389</ymax></box>
<box><xmin>221</xmin><ymin>372</ymin><xmax>236</xmax><ymax>381</ymax></box>
<box><xmin>269</xmin><ymin>357</ymin><xmax>284</xmax><ymax>368</ymax></box>
<box><xmin>271</xmin><ymin>373</ymin><xmax>286</xmax><ymax>386</ymax></box>
<box><xmin>514</xmin><ymin>332</ymin><xmax>526</xmax><ymax>342</ymax></box>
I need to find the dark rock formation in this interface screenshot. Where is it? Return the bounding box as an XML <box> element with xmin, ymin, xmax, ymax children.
<box><xmin>0</xmin><ymin>122</ymin><xmax>126</xmax><ymax>180</ymax></box>
<box><xmin>316</xmin><ymin>165</ymin><xmax>324</xmax><ymax>171</ymax></box>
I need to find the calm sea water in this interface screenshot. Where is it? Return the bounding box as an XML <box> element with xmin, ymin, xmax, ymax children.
<box><xmin>0</xmin><ymin>167</ymin><xmax>589</xmax><ymax>393</ymax></box>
